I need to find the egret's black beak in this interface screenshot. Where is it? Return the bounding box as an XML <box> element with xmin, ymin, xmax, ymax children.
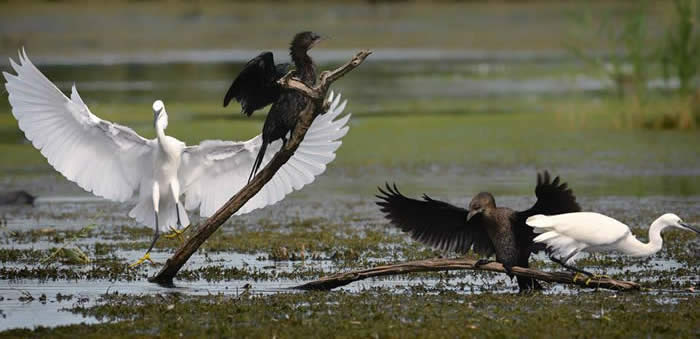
<box><xmin>679</xmin><ymin>221</ymin><xmax>700</xmax><ymax>234</ymax></box>
<box><xmin>467</xmin><ymin>209</ymin><xmax>483</xmax><ymax>222</ymax></box>
<box><xmin>153</xmin><ymin>107</ymin><xmax>163</xmax><ymax>126</ymax></box>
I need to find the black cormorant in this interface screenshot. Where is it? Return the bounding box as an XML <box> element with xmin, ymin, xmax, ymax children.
<box><xmin>223</xmin><ymin>31</ymin><xmax>322</xmax><ymax>182</ymax></box>
<box><xmin>376</xmin><ymin>171</ymin><xmax>581</xmax><ymax>292</ymax></box>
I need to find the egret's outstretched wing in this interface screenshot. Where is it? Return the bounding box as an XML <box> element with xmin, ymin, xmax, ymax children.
<box><xmin>3</xmin><ymin>50</ymin><xmax>153</xmax><ymax>202</ymax></box>
<box><xmin>375</xmin><ymin>184</ymin><xmax>495</xmax><ymax>256</ymax></box>
<box><xmin>223</xmin><ymin>51</ymin><xmax>291</xmax><ymax>116</ymax></box>
<box><xmin>181</xmin><ymin>91</ymin><xmax>350</xmax><ymax>217</ymax></box>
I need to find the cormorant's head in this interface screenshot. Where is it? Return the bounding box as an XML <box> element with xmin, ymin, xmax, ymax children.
<box><xmin>466</xmin><ymin>192</ymin><xmax>496</xmax><ymax>222</ymax></box>
<box><xmin>291</xmin><ymin>31</ymin><xmax>322</xmax><ymax>52</ymax></box>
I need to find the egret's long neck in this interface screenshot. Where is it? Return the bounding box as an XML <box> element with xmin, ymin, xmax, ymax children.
<box><xmin>623</xmin><ymin>220</ymin><xmax>665</xmax><ymax>257</ymax></box>
<box><xmin>154</xmin><ymin>114</ymin><xmax>167</xmax><ymax>143</ymax></box>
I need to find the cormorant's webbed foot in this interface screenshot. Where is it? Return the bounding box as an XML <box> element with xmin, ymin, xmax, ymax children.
<box><xmin>474</xmin><ymin>259</ymin><xmax>492</xmax><ymax>267</ymax></box>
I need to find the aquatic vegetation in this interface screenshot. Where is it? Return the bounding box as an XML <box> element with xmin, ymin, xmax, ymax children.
<box><xmin>3</xmin><ymin>291</ymin><xmax>698</xmax><ymax>337</ymax></box>
<box><xmin>40</xmin><ymin>224</ymin><xmax>95</xmax><ymax>265</ymax></box>
<box><xmin>0</xmin><ymin>2</ymin><xmax>697</xmax><ymax>334</ymax></box>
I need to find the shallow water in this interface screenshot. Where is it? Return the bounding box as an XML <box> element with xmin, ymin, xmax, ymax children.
<box><xmin>1</xmin><ymin>168</ymin><xmax>698</xmax><ymax>330</ymax></box>
<box><xmin>1</xmin><ymin>45</ymin><xmax>698</xmax><ymax>332</ymax></box>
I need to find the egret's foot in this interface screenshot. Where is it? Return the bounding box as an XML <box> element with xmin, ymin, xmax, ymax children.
<box><xmin>572</xmin><ymin>272</ymin><xmax>587</xmax><ymax>283</ymax></box>
<box><xmin>129</xmin><ymin>252</ymin><xmax>153</xmax><ymax>268</ymax></box>
<box><xmin>164</xmin><ymin>225</ymin><xmax>190</xmax><ymax>243</ymax></box>
<box><xmin>585</xmin><ymin>274</ymin><xmax>611</xmax><ymax>285</ymax></box>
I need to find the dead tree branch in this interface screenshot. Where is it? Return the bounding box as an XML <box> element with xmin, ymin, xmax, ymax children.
<box><xmin>292</xmin><ymin>257</ymin><xmax>641</xmax><ymax>292</ymax></box>
<box><xmin>149</xmin><ymin>50</ymin><xmax>372</xmax><ymax>286</ymax></box>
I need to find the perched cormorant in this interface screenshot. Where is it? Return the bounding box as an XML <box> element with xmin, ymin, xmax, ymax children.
<box><xmin>223</xmin><ymin>31</ymin><xmax>322</xmax><ymax>182</ymax></box>
<box><xmin>376</xmin><ymin>171</ymin><xmax>581</xmax><ymax>292</ymax></box>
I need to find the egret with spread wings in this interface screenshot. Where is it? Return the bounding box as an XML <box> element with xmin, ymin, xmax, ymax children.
<box><xmin>4</xmin><ymin>50</ymin><xmax>350</xmax><ymax>266</ymax></box>
<box><xmin>223</xmin><ymin>31</ymin><xmax>322</xmax><ymax>183</ymax></box>
<box><xmin>376</xmin><ymin>171</ymin><xmax>581</xmax><ymax>292</ymax></box>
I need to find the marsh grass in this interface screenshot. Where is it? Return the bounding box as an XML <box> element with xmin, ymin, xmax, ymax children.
<box><xmin>661</xmin><ymin>0</ymin><xmax>700</xmax><ymax>97</ymax></box>
<box><xmin>4</xmin><ymin>291</ymin><xmax>697</xmax><ymax>338</ymax></box>
<box><xmin>565</xmin><ymin>0</ymin><xmax>699</xmax><ymax>129</ymax></box>
<box><xmin>40</xmin><ymin>223</ymin><xmax>95</xmax><ymax>265</ymax></box>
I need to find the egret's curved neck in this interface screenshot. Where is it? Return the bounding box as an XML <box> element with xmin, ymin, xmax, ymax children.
<box><xmin>624</xmin><ymin>220</ymin><xmax>665</xmax><ymax>257</ymax></box>
<box><xmin>154</xmin><ymin>113</ymin><xmax>168</xmax><ymax>141</ymax></box>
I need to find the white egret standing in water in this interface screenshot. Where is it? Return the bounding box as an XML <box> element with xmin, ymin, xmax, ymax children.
<box><xmin>527</xmin><ymin>212</ymin><xmax>699</xmax><ymax>276</ymax></box>
<box><xmin>4</xmin><ymin>50</ymin><xmax>351</xmax><ymax>266</ymax></box>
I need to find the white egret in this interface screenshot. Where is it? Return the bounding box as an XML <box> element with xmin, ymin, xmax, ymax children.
<box><xmin>4</xmin><ymin>50</ymin><xmax>351</xmax><ymax>266</ymax></box>
<box><xmin>527</xmin><ymin>212</ymin><xmax>699</xmax><ymax>276</ymax></box>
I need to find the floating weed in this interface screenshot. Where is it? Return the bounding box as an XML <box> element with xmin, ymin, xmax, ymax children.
<box><xmin>0</xmin><ymin>248</ymin><xmax>45</xmax><ymax>263</ymax></box>
<box><xmin>40</xmin><ymin>223</ymin><xmax>96</xmax><ymax>265</ymax></box>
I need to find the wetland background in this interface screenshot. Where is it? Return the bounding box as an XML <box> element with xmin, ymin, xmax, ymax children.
<box><xmin>0</xmin><ymin>0</ymin><xmax>699</xmax><ymax>337</ymax></box>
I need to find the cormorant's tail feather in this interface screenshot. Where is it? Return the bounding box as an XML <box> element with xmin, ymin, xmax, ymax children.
<box><xmin>516</xmin><ymin>275</ymin><xmax>543</xmax><ymax>292</ymax></box>
<box><xmin>248</xmin><ymin>142</ymin><xmax>268</xmax><ymax>183</ymax></box>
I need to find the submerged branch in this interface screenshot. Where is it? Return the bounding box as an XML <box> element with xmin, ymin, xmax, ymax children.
<box><xmin>149</xmin><ymin>50</ymin><xmax>372</xmax><ymax>286</ymax></box>
<box><xmin>292</xmin><ymin>257</ymin><xmax>642</xmax><ymax>292</ymax></box>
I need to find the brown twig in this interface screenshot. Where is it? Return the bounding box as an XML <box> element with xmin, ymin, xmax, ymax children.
<box><xmin>149</xmin><ymin>50</ymin><xmax>372</xmax><ymax>286</ymax></box>
<box><xmin>292</xmin><ymin>257</ymin><xmax>641</xmax><ymax>292</ymax></box>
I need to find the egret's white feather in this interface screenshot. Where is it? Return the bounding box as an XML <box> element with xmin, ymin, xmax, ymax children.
<box><xmin>180</xmin><ymin>93</ymin><xmax>351</xmax><ymax>217</ymax></box>
<box><xmin>5</xmin><ymin>51</ymin><xmax>351</xmax><ymax>234</ymax></box>
<box><xmin>4</xmin><ymin>50</ymin><xmax>152</xmax><ymax>204</ymax></box>
<box><xmin>526</xmin><ymin>212</ymin><xmax>695</xmax><ymax>264</ymax></box>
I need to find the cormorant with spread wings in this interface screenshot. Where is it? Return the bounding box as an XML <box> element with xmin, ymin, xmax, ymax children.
<box><xmin>224</xmin><ymin>31</ymin><xmax>322</xmax><ymax>183</ymax></box>
<box><xmin>376</xmin><ymin>171</ymin><xmax>581</xmax><ymax>292</ymax></box>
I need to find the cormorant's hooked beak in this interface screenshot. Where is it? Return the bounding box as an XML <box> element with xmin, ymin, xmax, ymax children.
<box><xmin>467</xmin><ymin>208</ymin><xmax>484</xmax><ymax>222</ymax></box>
<box><xmin>310</xmin><ymin>35</ymin><xmax>324</xmax><ymax>49</ymax></box>
<box><xmin>679</xmin><ymin>221</ymin><xmax>700</xmax><ymax>234</ymax></box>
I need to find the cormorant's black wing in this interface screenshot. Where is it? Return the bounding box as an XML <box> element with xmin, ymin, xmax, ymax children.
<box><xmin>376</xmin><ymin>183</ymin><xmax>495</xmax><ymax>256</ymax></box>
<box><xmin>515</xmin><ymin>170</ymin><xmax>581</xmax><ymax>252</ymax></box>
<box><xmin>519</xmin><ymin>171</ymin><xmax>581</xmax><ymax>217</ymax></box>
<box><xmin>223</xmin><ymin>52</ymin><xmax>291</xmax><ymax>116</ymax></box>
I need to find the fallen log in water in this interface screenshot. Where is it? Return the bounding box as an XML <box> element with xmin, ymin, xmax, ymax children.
<box><xmin>292</xmin><ymin>257</ymin><xmax>642</xmax><ymax>292</ymax></box>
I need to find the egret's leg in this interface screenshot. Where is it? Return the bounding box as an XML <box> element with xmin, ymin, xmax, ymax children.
<box><xmin>146</xmin><ymin>213</ymin><xmax>160</xmax><ymax>253</ymax></box>
<box><xmin>130</xmin><ymin>183</ymin><xmax>160</xmax><ymax>268</ymax></box>
<box><xmin>550</xmin><ymin>256</ymin><xmax>594</xmax><ymax>277</ymax></box>
<box><xmin>164</xmin><ymin>181</ymin><xmax>189</xmax><ymax>242</ymax></box>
